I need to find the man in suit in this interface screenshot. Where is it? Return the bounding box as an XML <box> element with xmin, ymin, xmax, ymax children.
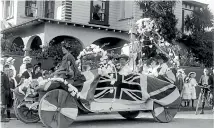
<box><xmin>1</xmin><ymin>65</ymin><xmax>10</xmax><ymax>122</ymax></box>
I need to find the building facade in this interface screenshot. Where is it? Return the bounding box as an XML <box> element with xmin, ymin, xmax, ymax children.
<box><xmin>0</xmin><ymin>0</ymin><xmax>208</xmax><ymax>69</ymax></box>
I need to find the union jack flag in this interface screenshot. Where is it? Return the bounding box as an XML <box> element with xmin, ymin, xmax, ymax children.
<box><xmin>80</xmin><ymin>69</ymin><xmax>180</xmax><ymax>109</ymax></box>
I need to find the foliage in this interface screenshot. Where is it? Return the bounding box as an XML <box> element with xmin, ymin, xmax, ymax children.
<box><xmin>1</xmin><ymin>38</ymin><xmax>24</xmax><ymax>56</ymax></box>
<box><xmin>180</xmin><ymin>8</ymin><xmax>214</xmax><ymax>67</ymax></box>
<box><xmin>137</xmin><ymin>0</ymin><xmax>178</xmax><ymax>43</ymax></box>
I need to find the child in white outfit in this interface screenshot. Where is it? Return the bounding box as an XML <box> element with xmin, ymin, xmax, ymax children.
<box><xmin>182</xmin><ymin>77</ymin><xmax>191</xmax><ymax>107</ymax></box>
<box><xmin>188</xmin><ymin>72</ymin><xmax>197</xmax><ymax>108</ymax></box>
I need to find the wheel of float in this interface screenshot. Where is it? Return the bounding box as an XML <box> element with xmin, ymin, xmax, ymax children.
<box><xmin>151</xmin><ymin>98</ymin><xmax>181</xmax><ymax>123</ymax></box>
<box><xmin>39</xmin><ymin>89</ymin><xmax>78</xmax><ymax>128</ymax></box>
<box><xmin>118</xmin><ymin>111</ymin><xmax>140</xmax><ymax>120</ymax></box>
<box><xmin>14</xmin><ymin>98</ymin><xmax>40</xmax><ymax>123</ymax></box>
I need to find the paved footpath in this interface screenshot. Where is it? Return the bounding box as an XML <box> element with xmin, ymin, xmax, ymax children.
<box><xmin>1</xmin><ymin>111</ymin><xmax>213</xmax><ymax>128</ymax></box>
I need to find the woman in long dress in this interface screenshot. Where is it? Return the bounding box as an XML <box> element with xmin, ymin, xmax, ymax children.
<box><xmin>54</xmin><ymin>42</ymin><xmax>83</xmax><ymax>83</ymax></box>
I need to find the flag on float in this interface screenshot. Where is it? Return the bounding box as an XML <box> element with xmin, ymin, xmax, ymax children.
<box><xmin>121</xmin><ymin>73</ymin><xmax>181</xmax><ymax>106</ymax></box>
<box><xmin>79</xmin><ymin>69</ymin><xmax>180</xmax><ymax>109</ymax></box>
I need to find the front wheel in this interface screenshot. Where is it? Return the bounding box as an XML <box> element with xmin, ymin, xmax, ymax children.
<box><xmin>195</xmin><ymin>92</ymin><xmax>202</xmax><ymax>115</ymax></box>
<box><xmin>39</xmin><ymin>89</ymin><xmax>78</xmax><ymax>128</ymax></box>
<box><xmin>13</xmin><ymin>98</ymin><xmax>40</xmax><ymax>123</ymax></box>
<box><xmin>151</xmin><ymin>99</ymin><xmax>181</xmax><ymax>123</ymax></box>
<box><xmin>118</xmin><ymin>111</ymin><xmax>140</xmax><ymax>120</ymax></box>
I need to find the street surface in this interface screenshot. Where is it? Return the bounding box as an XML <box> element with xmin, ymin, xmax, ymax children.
<box><xmin>1</xmin><ymin>111</ymin><xmax>213</xmax><ymax>128</ymax></box>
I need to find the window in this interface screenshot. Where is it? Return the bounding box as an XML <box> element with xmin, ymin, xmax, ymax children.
<box><xmin>25</xmin><ymin>1</ymin><xmax>37</xmax><ymax>17</ymax></box>
<box><xmin>4</xmin><ymin>0</ymin><xmax>14</xmax><ymax>19</ymax></box>
<box><xmin>89</xmin><ymin>0</ymin><xmax>109</xmax><ymax>26</ymax></box>
<box><xmin>120</xmin><ymin>1</ymin><xmax>133</xmax><ymax>20</ymax></box>
<box><xmin>44</xmin><ymin>1</ymin><xmax>55</xmax><ymax>18</ymax></box>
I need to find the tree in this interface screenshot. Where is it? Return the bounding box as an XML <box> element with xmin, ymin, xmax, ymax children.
<box><xmin>180</xmin><ymin>7</ymin><xmax>214</xmax><ymax>67</ymax></box>
<box><xmin>137</xmin><ymin>1</ymin><xmax>178</xmax><ymax>43</ymax></box>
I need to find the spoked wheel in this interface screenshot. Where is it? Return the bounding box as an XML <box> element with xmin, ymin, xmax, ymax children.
<box><xmin>118</xmin><ymin>111</ymin><xmax>140</xmax><ymax>120</ymax></box>
<box><xmin>39</xmin><ymin>89</ymin><xmax>78</xmax><ymax>128</ymax></box>
<box><xmin>151</xmin><ymin>98</ymin><xmax>181</xmax><ymax>123</ymax></box>
<box><xmin>195</xmin><ymin>92</ymin><xmax>202</xmax><ymax>115</ymax></box>
<box><xmin>14</xmin><ymin>98</ymin><xmax>40</xmax><ymax>123</ymax></box>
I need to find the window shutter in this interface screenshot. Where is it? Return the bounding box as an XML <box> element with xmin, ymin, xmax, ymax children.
<box><xmin>119</xmin><ymin>1</ymin><xmax>125</xmax><ymax>19</ymax></box>
<box><xmin>61</xmin><ymin>0</ymin><xmax>72</xmax><ymax>21</ymax></box>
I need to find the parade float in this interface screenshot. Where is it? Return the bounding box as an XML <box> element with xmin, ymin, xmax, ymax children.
<box><xmin>14</xmin><ymin>18</ymin><xmax>181</xmax><ymax>128</ymax></box>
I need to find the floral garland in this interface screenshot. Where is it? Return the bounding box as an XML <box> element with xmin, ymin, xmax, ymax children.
<box><xmin>19</xmin><ymin>78</ymin><xmax>80</xmax><ymax>98</ymax></box>
<box><xmin>76</xmin><ymin>44</ymin><xmax>117</xmax><ymax>82</ymax></box>
<box><xmin>76</xmin><ymin>44</ymin><xmax>108</xmax><ymax>71</ymax></box>
<box><xmin>132</xmin><ymin>18</ymin><xmax>179</xmax><ymax>67</ymax></box>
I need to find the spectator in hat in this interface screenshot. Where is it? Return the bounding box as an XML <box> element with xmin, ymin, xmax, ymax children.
<box><xmin>19</xmin><ymin>56</ymin><xmax>32</xmax><ymax>76</ymax></box>
<box><xmin>5</xmin><ymin>57</ymin><xmax>17</xmax><ymax>87</ymax></box>
<box><xmin>5</xmin><ymin>57</ymin><xmax>16</xmax><ymax>78</ymax></box>
<box><xmin>188</xmin><ymin>72</ymin><xmax>198</xmax><ymax>108</ymax></box>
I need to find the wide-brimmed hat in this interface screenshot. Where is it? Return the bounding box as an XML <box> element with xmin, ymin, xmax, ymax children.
<box><xmin>117</xmin><ymin>54</ymin><xmax>129</xmax><ymax>60</ymax></box>
<box><xmin>5</xmin><ymin>57</ymin><xmax>15</xmax><ymax>64</ymax></box>
<box><xmin>23</xmin><ymin>56</ymin><xmax>32</xmax><ymax>62</ymax></box>
<box><xmin>188</xmin><ymin>72</ymin><xmax>196</xmax><ymax>77</ymax></box>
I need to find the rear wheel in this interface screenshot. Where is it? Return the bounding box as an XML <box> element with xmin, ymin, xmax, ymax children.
<box><xmin>39</xmin><ymin>89</ymin><xmax>78</xmax><ymax>128</ymax></box>
<box><xmin>14</xmin><ymin>98</ymin><xmax>40</xmax><ymax>123</ymax></box>
<box><xmin>118</xmin><ymin>111</ymin><xmax>140</xmax><ymax>120</ymax></box>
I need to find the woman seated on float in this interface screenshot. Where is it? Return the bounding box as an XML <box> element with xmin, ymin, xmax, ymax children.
<box><xmin>156</xmin><ymin>53</ymin><xmax>176</xmax><ymax>83</ymax></box>
<box><xmin>116</xmin><ymin>54</ymin><xmax>133</xmax><ymax>76</ymax></box>
<box><xmin>53</xmin><ymin>41</ymin><xmax>85</xmax><ymax>85</ymax></box>
<box><xmin>54</xmin><ymin>41</ymin><xmax>81</xmax><ymax>81</ymax></box>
